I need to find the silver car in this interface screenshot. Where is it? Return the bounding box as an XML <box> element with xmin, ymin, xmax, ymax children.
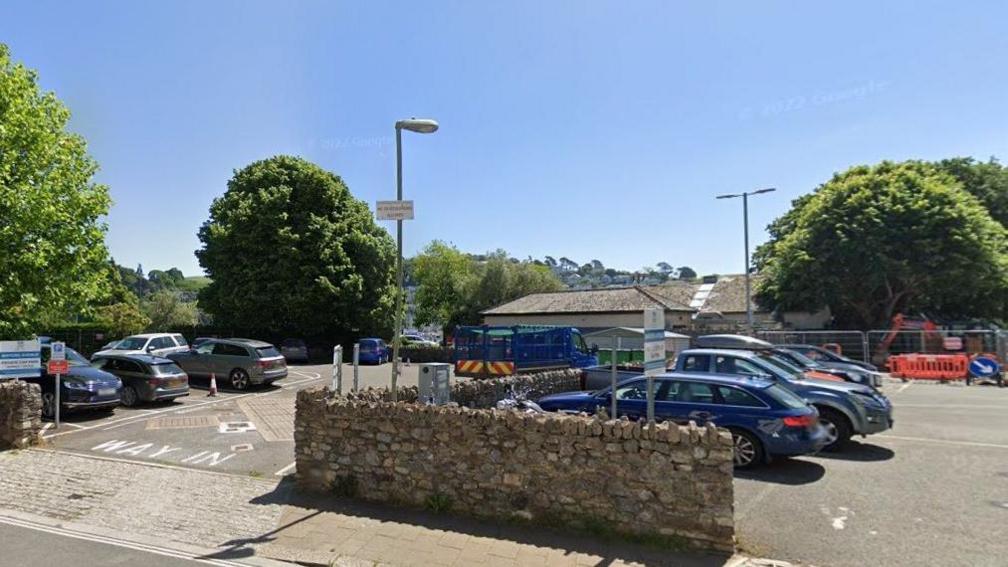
<box><xmin>168</xmin><ymin>338</ymin><xmax>287</xmax><ymax>390</ymax></box>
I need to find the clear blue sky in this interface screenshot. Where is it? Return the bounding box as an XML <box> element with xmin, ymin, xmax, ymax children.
<box><xmin>4</xmin><ymin>1</ymin><xmax>1006</xmax><ymax>277</ymax></box>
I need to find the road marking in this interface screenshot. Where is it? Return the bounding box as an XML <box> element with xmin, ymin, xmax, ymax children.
<box><xmin>41</xmin><ymin>423</ymin><xmax>53</xmax><ymax>431</ymax></box>
<box><xmin>897</xmin><ymin>382</ymin><xmax>913</xmax><ymax>393</ymax></box>
<box><xmin>0</xmin><ymin>513</ymin><xmax>246</xmax><ymax>566</ymax></box>
<box><xmin>892</xmin><ymin>404</ymin><xmax>1008</xmax><ymax>409</ymax></box>
<box><xmin>274</xmin><ymin>461</ymin><xmax>296</xmax><ymax>476</ymax></box>
<box><xmin>289</xmin><ymin>370</ymin><xmax>321</xmax><ymax>380</ymax></box>
<box><xmin>876</xmin><ymin>434</ymin><xmax>1008</xmax><ymax>450</ymax></box>
<box><xmin>734</xmin><ymin>482</ymin><xmax>778</xmax><ymax>522</ymax></box>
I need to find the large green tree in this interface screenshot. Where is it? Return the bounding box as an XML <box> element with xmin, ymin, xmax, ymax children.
<box><xmin>0</xmin><ymin>44</ymin><xmax>115</xmax><ymax>337</ymax></box>
<box><xmin>755</xmin><ymin>161</ymin><xmax>1008</xmax><ymax>328</ymax></box>
<box><xmin>936</xmin><ymin>157</ymin><xmax>1008</xmax><ymax>228</ymax></box>
<box><xmin>412</xmin><ymin>243</ymin><xmax>563</xmax><ymax>331</ymax></box>
<box><xmin>196</xmin><ymin>156</ymin><xmax>396</xmax><ymax>338</ymax></box>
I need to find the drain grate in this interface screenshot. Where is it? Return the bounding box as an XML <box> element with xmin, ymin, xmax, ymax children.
<box><xmin>218</xmin><ymin>421</ymin><xmax>256</xmax><ymax>434</ymax></box>
<box><xmin>146</xmin><ymin>415</ymin><xmax>219</xmax><ymax>430</ymax></box>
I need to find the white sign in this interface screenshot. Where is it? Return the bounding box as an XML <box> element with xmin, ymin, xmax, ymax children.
<box><xmin>376</xmin><ymin>200</ymin><xmax>415</xmax><ymax>220</ymax></box>
<box><xmin>643</xmin><ymin>307</ymin><xmax>666</xmax><ymax>376</ymax></box>
<box><xmin>0</xmin><ymin>339</ymin><xmax>41</xmax><ymax>379</ymax></box>
<box><xmin>50</xmin><ymin>341</ymin><xmax>66</xmax><ymax>361</ymax></box>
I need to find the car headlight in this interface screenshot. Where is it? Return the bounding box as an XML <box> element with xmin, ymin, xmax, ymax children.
<box><xmin>64</xmin><ymin>381</ymin><xmax>91</xmax><ymax>390</ymax></box>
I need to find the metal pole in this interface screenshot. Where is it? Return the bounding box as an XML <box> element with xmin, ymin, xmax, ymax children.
<box><xmin>54</xmin><ymin>373</ymin><xmax>60</xmax><ymax>429</ymax></box>
<box><xmin>336</xmin><ymin>346</ymin><xmax>343</xmax><ymax>395</ymax></box>
<box><xmin>743</xmin><ymin>192</ymin><xmax>752</xmax><ymax>333</ymax></box>
<box><xmin>390</xmin><ymin>126</ymin><xmax>404</xmax><ymax>402</ymax></box>
<box><xmin>331</xmin><ymin>345</ymin><xmax>342</xmax><ymax>393</ymax></box>
<box><xmin>353</xmin><ymin>343</ymin><xmax>360</xmax><ymax>392</ymax></box>
<box><xmin>610</xmin><ymin>337</ymin><xmax>619</xmax><ymax>418</ymax></box>
<box><xmin>646</xmin><ymin>374</ymin><xmax>655</xmax><ymax>424</ymax></box>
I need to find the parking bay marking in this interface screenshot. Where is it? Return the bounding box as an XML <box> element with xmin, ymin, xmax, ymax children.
<box><xmin>876</xmin><ymin>434</ymin><xmax>1008</xmax><ymax>450</ymax></box>
<box><xmin>90</xmin><ymin>439</ymin><xmax>238</xmax><ymax>467</ymax></box>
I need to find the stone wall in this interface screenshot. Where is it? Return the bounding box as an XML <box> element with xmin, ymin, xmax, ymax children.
<box><xmin>0</xmin><ymin>380</ymin><xmax>43</xmax><ymax>450</ymax></box>
<box><xmin>295</xmin><ymin>386</ymin><xmax>735</xmax><ymax>552</ymax></box>
<box><xmin>343</xmin><ymin>368</ymin><xmax>583</xmax><ymax>409</ymax></box>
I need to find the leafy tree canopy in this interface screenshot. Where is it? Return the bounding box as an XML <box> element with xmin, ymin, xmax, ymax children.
<box><xmin>142</xmin><ymin>291</ymin><xmax>199</xmax><ymax>331</ymax></box>
<box><xmin>196</xmin><ymin>156</ymin><xmax>396</xmax><ymax>338</ymax></box>
<box><xmin>0</xmin><ymin>44</ymin><xmax>115</xmax><ymax>337</ymax></box>
<box><xmin>412</xmin><ymin>242</ymin><xmax>564</xmax><ymax>330</ymax></box>
<box><xmin>754</xmin><ymin>160</ymin><xmax>1008</xmax><ymax>328</ymax></box>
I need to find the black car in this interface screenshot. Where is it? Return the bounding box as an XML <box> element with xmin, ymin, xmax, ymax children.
<box><xmin>24</xmin><ymin>343</ymin><xmax>122</xmax><ymax>418</ymax></box>
<box><xmin>91</xmin><ymin>353</ymin><xmax>190</xmax><ymax>406</ymax></box>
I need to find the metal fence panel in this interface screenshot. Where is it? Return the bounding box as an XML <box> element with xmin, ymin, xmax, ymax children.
<box><xmin>866</xmin><ymin>329</ymin><xmax>999</xmax><ymax>366</ymax></box>
<box><xmin>756</xmin><ymin>330</ymin><xmax>868</xmax><ymax>362</ymax></box>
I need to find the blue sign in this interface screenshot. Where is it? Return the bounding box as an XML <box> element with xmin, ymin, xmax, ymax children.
<box><xmin>968</xmin><ymin>356</ymin><xmax>1001</xmax><ymax>378</ymax></box>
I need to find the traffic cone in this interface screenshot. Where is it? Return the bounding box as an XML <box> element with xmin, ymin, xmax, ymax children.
<box><xmin>208</xmin><ymin>373</ymin><xmax>218</xmax><ymax>397</ymax></box>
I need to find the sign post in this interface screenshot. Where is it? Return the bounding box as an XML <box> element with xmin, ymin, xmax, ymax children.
<box><xmin>610</xmin><ymin>337</ymin><xmax>620</xmax><ymax>418</ymax></box>
<box><xmin>643</xmin><ymin>307</ymin><xmax>666</xmax><ymax>424</ymax></box>
<box><xmin>48</xmin><ymin>342</ymin><xmax>67</xmax><ymax>428</ymax></box>
<box><xmin>375</xmin><ymin>200</ymin><xmax>415</xmax><ymax>221</ymax></box>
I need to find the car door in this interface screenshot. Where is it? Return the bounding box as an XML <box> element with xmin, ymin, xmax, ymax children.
<box><xmin>612</xmin><ymin>379</ymin><xmax>656</xmax><ymax>420</ymax></box>
<box><xmin>664</xmin><ymin>380</ymin><xmax>722</xmax><ymax>425</ymax></box>
<box><xmin>210</xmin><ymin>342</ymin><xmax>249</xmax><ymax>377</ymax></box>
<box><xmin>149</xmin><ymin>336</ymin><xmax>175</xmax><ymax>357</ymax></box>
<box><xmin>116</xmin><ymin>358</ymin><xmax>149</xmax><ymax>398</ymax></box>
<box><xmin>712</xmin><ymin>384</ymin><xmax>770</xmax><ymax>429</ymax></box>
<box><xmin>180</xmin><ymin>341</ymin><xmax>214</xmax><ymax>378</ymax></box>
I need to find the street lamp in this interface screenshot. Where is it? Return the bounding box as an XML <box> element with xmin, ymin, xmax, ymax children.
<box><xmin>390</xmin><ymin>117</ymin><xmax>438</xmax><ymax>401</ymax></box>
<box><xmin>715</xmin><ymin>187</ymin><xmax>776</xmax><ymax>332</ymax></box>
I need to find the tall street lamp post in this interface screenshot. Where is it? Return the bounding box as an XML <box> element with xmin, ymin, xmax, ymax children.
<box><xmin>390</xmin><ymin>118</ymin><xmax>438</xmax><ymax>401</ymax></box>
<box><xmin>715</xmin><ymin>187</ymin><xmax>776</xmax><ymax>332</ymax></box>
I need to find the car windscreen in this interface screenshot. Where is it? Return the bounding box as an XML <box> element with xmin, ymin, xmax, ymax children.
<box><xmin>66</xmin><ymin>348</ymin><xmax>91</xmax><ymax>366</ymax></box>
<box><xmin>780</xmin><ymin>349</ymin><xmax>819</xmax><ymax>367</ymax></box>
<box><xmin>256</xmin><ymin>346</ymin><xmax>281</xmax><ymax>358</ymax></box>
<box><xmin>756</xmin><ymin>353</ymin><xmax>805</xmax><ymax>380</ymax></box>
<box><xmin>763</xmin><ymin>384</ymin><xmax>809</xmax><ymax>409</ymax></box>
<box><xmin>115</xmin><ymin>337</ymin><xmax>148</xmax><ymax>350</ymax></box>
<box><xmin>150</xmin><ymin>362</ymin><xmax>185</xmax><ymax>376</ymax></box>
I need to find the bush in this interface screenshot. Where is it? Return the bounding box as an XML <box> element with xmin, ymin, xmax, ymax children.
<box><xmin>399</xmin><ymin>344</ymin><xmax>450</xmax><ymax>363</ymax></box>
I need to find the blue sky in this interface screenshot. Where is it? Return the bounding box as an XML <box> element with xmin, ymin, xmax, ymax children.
<box><xmin>4</xmin><ymin>1</ymin><xmax>1006</xmax><ymax>277</ymax></box>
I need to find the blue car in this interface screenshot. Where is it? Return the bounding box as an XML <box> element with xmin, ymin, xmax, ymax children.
<box><xmin>358</xmin><ymin>338</ymin><xmax>389</xmax><ymax>365</ymax></box>
<box><xmin>537</xmin><ymin>373</ymin><xmax>827</xmax><ymax>468</ymax></box>
<box><xmin>24</xmin><ymin>342</ymin><xmax>122</xmax><ymax>419</ymax></box>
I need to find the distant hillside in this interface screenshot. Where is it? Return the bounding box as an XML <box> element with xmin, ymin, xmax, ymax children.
<box><xmin>176</xmin><ymin>276</ymin><xmax>212</xmax><ymax>293</ymax></box>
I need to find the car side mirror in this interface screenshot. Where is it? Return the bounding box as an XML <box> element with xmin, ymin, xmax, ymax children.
<box><xmin>146</xmin><ymin>346</ymin><xmax>155</xmax><ymax>352</ymax></box>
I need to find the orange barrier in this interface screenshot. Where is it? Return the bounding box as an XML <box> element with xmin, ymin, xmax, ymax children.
<box><xmin>888</xmin><ymin>354</ymin><xmax>969</xmax><ymax>380</ymax></box>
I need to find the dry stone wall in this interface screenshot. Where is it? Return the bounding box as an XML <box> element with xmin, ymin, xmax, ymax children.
<box><xmin>0</xmin><ymin>380</ymin><xmax>43</xmax><ymax>450</ymax></box>
<box><xmin>295</xmin><ymin>379</ymin><xmax>735</xmax><ymax>552</ymax></box>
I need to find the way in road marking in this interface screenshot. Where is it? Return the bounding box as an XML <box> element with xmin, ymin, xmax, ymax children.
<box><xmin>91</xmin><ymin>439</ymin><xmax>238</xmax><ymax>467</ymax></box>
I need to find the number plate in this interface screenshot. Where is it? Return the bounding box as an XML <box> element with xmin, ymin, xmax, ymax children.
<box><xmin>98</xmin><ymin>388</ymin><xmax>116</xmax><ymax>397</ymax></box>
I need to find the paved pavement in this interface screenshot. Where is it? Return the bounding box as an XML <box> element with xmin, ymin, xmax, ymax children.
<box><xmin>734</xmin><ymin>378</ymin><xmax>1008</xmax><ymax>566</ymax></box>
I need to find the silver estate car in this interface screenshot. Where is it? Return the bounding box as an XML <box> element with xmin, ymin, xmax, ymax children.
<box><xmin>168</xmin><ymin>338</ymin><xmax>287</xmax><ymax>390</ymax></box>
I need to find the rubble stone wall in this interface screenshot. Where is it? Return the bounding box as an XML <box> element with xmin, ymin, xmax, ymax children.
<box><xmin>0</xmin><ymin>380</ymin><xmax>43</xmax><ymax>450</ymax></box>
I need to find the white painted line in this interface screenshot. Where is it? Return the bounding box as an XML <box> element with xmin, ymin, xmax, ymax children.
<box><xmin>876</xmin><ymin>434</ymin><xmax>1008</xmax><ymax>450</ymax></box>
<box><xmin>41</xmin><ymin>423</ymin><xmax>53</xmax><ymax>431</ymax></box>
<box><xmin>289</xmin><ymin>370</ymin><xmax>321</xmax><ymax>380</ymax></box>
<box><xmin>897</xmin><ymin>381</ymin><xmax>913</xmax><ymax>393</ymax></box>
<box><xmin>100</xmin><ymin>393</ymin><xmax>256</xmax><ymax>429</ymax></box>
<box><xmin>274</xmin><ymin>461</ymin><xmax>296</xmax><ymax>476</ymax></box>
<box><xmin>893</xmin><ymin>404</ymin><xmax>1008</xmax><ymax>410</ymax></box>
<box><xmin>62</xmin><ymin>422</ymin><xmax>84</xmax><ymax>429</ymax></box>
<box><xmin>0</xmin><ymin>513</ymin><xmax>245</xmax><ymax>566</ymax></box>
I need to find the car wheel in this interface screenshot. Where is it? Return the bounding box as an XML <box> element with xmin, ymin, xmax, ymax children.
<box><xmin>121</xmin><ymin>386</ymin><xmax>139</xmax><ymax>407</ymax></box>
<box><xmin>729</xmin><ymin>428</ymin><xmax>763</xmax><ymax>469</ymax></box>
<box><xmin>41</xmin><ymin>392</ymin><xmax>56</xmax><ymax>419</ymax></box>
<box><xmin>818</xmin><ymin>408</ymin><xmax>852</xmax><ymax>452</ymax></box>
<box><xmin>230</xmin><ymin>369</ymin><xmax>250</xmax><ymax>391</ymax></box>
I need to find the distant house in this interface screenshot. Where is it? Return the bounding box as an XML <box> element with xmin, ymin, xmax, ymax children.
<box><xmin>481</xmin><ymin>285</ymin><xmax>695</xmax><ymax>332</ymax></box>
<box><xmin>685</xmin><ymin>274</ymin><xmax>830</xmax><ymax>330</ymax></box>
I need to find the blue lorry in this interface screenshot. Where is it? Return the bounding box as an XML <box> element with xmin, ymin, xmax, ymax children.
<box><xmin>452</xmin><ymin>325</ymin><xmax>599</xmax><ymax>378</ymax></box>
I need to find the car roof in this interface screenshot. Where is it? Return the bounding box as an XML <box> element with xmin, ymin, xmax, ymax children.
<box><xmin>693</xmin><ymin>334</ymin><xmax>774</xmax><ymax>350</ymax></box>
<box><xmin>126</xmin><ymin>333</ymin><xmax>178</xmax><ymax>339</ymax></box>
<box><xmin>227</xmin><ymin>338</ymin><xmax>273</xmax><ymax>347</ymax></box>
<box><xmin>360</xmin><ymin>337</ymin><xmax>384</xmax><ymax>342</ymax></box>
<box><xmin>93</xmin><ymin>353</ymin><xmax>174</xmax><ymax>364</ymax></box>
<box><xmin>681</xmin><ymin>348</ymin><xmax>764</xmax><ymax>359</ymax></box>
<box><xmin>620</xmin><ymin>371</ymin><xmax>775</xmax><ymax>390</ymax></box>
<box><xmin>778</xmin><ymin>343</ymin><xmax>829</xmax><ymax>351</ymax></box>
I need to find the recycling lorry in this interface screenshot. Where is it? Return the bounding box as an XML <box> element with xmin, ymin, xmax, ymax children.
<box><xmin>452</xmin><ymin>325</ymin><xmax>598</xmax><ymax>378</ymax></box>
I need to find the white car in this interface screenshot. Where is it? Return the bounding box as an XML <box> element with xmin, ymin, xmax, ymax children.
<box><xmin>91</xmin><ymin>333</ymin><xmax>190</xmax><ymax>359</ymax></box>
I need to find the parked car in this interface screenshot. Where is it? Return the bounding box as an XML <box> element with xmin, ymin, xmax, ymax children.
<box><xmin>694</xmin><ymin>335</ymin><xmax>844</xmax><ymax>382</ymax></box>
<box><xmin>167</xmin><ymin>338</ymin><xmax>287</xmax><ymax>390</ymax></box>
<box><xmin>401</xmin><ymin>334</ymin><xmax>439</xmax><ymax>348</ymax></box>
<box><xmin>673</xmin><ymin>346</ymin><xmax>892</xmax><ymax>451</ymax></box>
<box><xmin>280</xmin><ymin>338</ymin><xmax>310</xmax><ymax>363</ymax></box>
<box><xmin>773</xmin><ymin>347</ymin><xmax>882</xmax><ymax>387</ymax></box>
<box><xmin>537</xmin><ymin>373</ymin><xmax>828</xmax><ymax>468</ymax></box>
<box><xmin>779</xmin><ymin>343</ymin><xmax>879</xmax><ymax>372</ymax></box>
<box><xmin>90</xmin><ymin>353</ymin><xmax>189</xmax><ymax>406</ymax></box>
<box><xmin>91</xmin><ymin>333</ymin><xmax>190</xmax><ymax>358</ymax></box>
<box><xmin>191</xmin><ymin>337</ymin><xmax>214</xmax><ymax>348</ymax></box>
<box><xmin>358</xmin><ymin>338</ymin><xmax>389</xmax><ymax>364</ymax></box>
<box><xmin>99</xmin><ymin>339</ymin><xmax>122</xmax><ymax>351</ymax></box>
<box><xmin>26</xmin><ymin>342</ymin><xmax>121</xmax><ymax>418</ymax></box>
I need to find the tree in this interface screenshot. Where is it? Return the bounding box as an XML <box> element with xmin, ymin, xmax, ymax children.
<box><xmin>196</xmin><ymin>156</ymin><xmax>396</xmax><ymax>338</ymax></box>
<box><xmin>0</xmin><ymin>44</ymin><xmax>117</xmax><ymax>337</ymax></box>
<box><xmin>936</xmin><ymin>157</ymin><xmax>1008</xmax><ymax>228</ymax></box>
<box><xmin>543</xmin><ymin>256</ymin><xmax>558</xmax><ymax>269</ymax></box>
<box><xmin>142</xmin><ymin>291</ymin><xmax>198</xmax><ymax>330</ymax></box>
<box><xmin>96</xmin><ymin>301</ymin><xmax>151</xmax><ymax>338</ymax></box>
<box><xmin>656</xmin><ymin>262</ymin><xmax>674</xmax><ymax>275</ymax></box>
<box><xmin>754</xmin><ymin>161</ymin><xmax>1008</xmax><ymax>329</ymax></box>
<box><xmin>677</xmin><ymin>266</ymin><xmax>697</xmax><ymax>280</ymax></box>
<box><xmin>412</xmin><ymin>241</ymin><xmax>475</xmax><ymax>330</ymax></box>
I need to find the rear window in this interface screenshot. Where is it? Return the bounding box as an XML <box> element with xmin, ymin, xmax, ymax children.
<box><xmin>764</xmin><ymin>384</ymin><xmax>809</xmax><ymax>409</ymax></box>
<box><xmin>681</xmin><ymin>354</ymin><xmax>710</xmax><ymax>372</ymax></box>
<box><xmin>150</xmin><ymin>362</ymin><xmax>184</xmax><ymax>376</ymax></box>
<box><xmin>360</xmin><ymin>342</ymin><xmax>376</xmax><ymax>351</ymax></box>
<box><xmin>172</xmin><ymin>335</ymin><xmax>188</xmax><ymax>348</ymax></box>
<box><xmin>257</xmin><ymin>346</ymin><xmax>281</xmax><ymax>358</ymax></box>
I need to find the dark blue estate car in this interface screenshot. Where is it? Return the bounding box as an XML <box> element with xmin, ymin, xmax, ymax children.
<box><xmin>537</xmin><ymin>373</ymin><xmax>828</xmax><ymax>468</ymax></box>
<box><xmin>358</xmin><ymin>338</ymin><xmax>389</xmax><ymax>365</ymax></box>
<box><xmin>25</xmin><ymin>343</ymin><xmax>122</xmax><ymax>419</ymax></box>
